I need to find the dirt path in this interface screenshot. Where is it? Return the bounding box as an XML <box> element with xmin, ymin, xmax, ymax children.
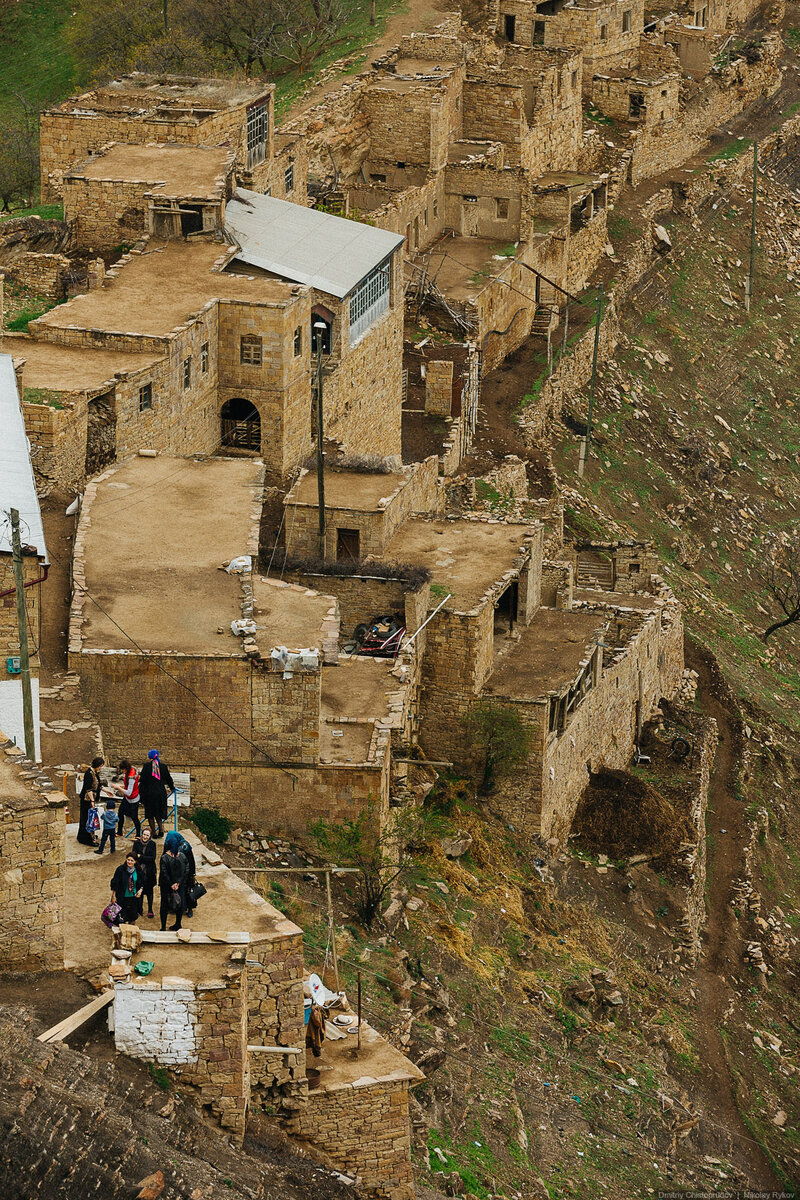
<box><xmin>687</xmin><ymin>638</ymin><xmax>780</xmax><ymax>1190</ymax></box>
<box><xmin>280</xmin><ymin>0</ymin><xmax>452</xmax><ymax>124</ymax></box>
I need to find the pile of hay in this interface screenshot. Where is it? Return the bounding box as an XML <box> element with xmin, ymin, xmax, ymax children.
<box><xmin>574</xmin><ymin>768</ymin><xmax>692</xmax><ymax>860</ymax></box>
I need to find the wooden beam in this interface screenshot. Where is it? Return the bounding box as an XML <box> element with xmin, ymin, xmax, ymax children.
<box><xmin>139</xmin><ymin>931</ymin><xmax>251</xmax><ymax>945</ymax></box>
<box><xmin>37</xmin><ymin>991</ymin><xmax>114</xmax><ymax>1043</ymax></box>
<box><xmin>247</xmin><ymin>1044</ymin><xmax>304</xmax><ymax>1055</ymax></box>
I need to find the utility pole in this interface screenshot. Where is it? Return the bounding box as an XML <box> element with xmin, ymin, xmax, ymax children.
<box><xmin>745</xmin><ymin>140</ymin><xmax>758</xmax><ymax>313</ymax></box>
<box><xmin>163</xmin><ymin>0</ymin><xmax>168</xmax><ymax>33</ymax></box>
<box><xmin>8</xmin><ymin>508</ymin><xmax>36</xmax><ymax>761</ymax></box>
<box><xmin>370</xmin><ymin>0</ymin><xmax>376</xmax><ymax>24</ymax></box>
<box><xmin>313</xmin><ymin>323</ymin><xmax>327</xmax><ymax>560</ymax></box>
<box><xmin>577</xmin><ymin>282</ymin><xmax>604</xmax><ymax>479</ymax></box>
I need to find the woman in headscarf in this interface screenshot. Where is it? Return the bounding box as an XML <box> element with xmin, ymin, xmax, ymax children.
<box><xmin>77</xmin><ymin>756</ymin><xmax>104</xmax><ymax>846</ymax></box>
<box><xmin>138</xmin><ymin>750</ymin><xmax>174</xmax><ymax>839</ymax></box>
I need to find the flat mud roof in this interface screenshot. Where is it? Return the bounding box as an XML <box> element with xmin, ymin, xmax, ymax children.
<box><xmin>80</xmin><ymin>455</ymin><xmax>261</xmax><ymax>654</ymax></box>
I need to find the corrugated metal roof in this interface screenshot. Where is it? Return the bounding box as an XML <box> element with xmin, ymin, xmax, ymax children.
<box><xmin>225</xmin><ymin>190</ymin><xmax>405</xmax><ymax>299</ymax></box>
<box><xmin>0</xmin><ymin>354</ymin><xmax>47</xmax><ymax>560</ymax></box>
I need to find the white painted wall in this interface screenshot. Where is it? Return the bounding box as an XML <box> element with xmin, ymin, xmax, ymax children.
<box><xmin>0</xmin><ymin>677</ymin><xmax>41</xmax><ymax>760</ymax></box>
<box><xmin>114</xmin><ymin>980</ymin><xmax>198</xmax><ymax>1064</ymax></box>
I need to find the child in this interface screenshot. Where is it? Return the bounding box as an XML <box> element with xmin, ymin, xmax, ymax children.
<box><xmin>85</xmin><ymin>798</ymin><xmax>100</xmax><ymax>845</ymax></box>
<box><xmin>94</xmin><ymin>799</ymin><xmax>118</xmax><ymax>855</ymax></box>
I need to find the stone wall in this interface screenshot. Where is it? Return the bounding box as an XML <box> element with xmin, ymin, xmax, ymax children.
<box><xmin>252</xmin><ymin>662</ymin><xmax>322</xmax><ymax>765</ymax></box>
<box><xmin>285</xmin><ymin>457</ymin><xmax>441</xmax><ymax>561</ymax></box>
<box><xmin>0</xmin><ymin>747</ymin><xmax>65</xmax><ymax>972</ymax></box>
<box><xmin>290</xmin><ymin>1078</ymin><xmax>416</xmax><ymax>1200</ymax></box>
<box><xmin>1</xmin><ymin>252</ymin><xmax>71</xmax><ymax>300</ymax></box>
<box><xmin>246</xmin><ymin>933</ymin><xmax>306</xmax><ymax>1100</ymax></box>
<box><xmin>189</xmin><ymin>756</ymin><xmax>391</xmax><ymax>839</ymax></box>
<box><xmin>282</xmin><ymin>572</ymin><xmax>418</xmax><ymax>637</ymax></box>
<box><xmin>323</xmin><ymin>305</ymin><xmax>404</xmax><ymax>464</ymax></box>
<box><xmin>0</xmin><ymin>552</ymin><xmax>43</xmax><ymax>662</ymax></box>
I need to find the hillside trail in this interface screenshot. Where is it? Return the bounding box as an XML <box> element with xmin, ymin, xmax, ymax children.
<box><xmin>280</xmin><ymin>0</ymin><xmax>452</xmax><ymax>125</ymax></box>
<box><xmin>687</xmin><ymin>638</ymin><xmax>780</xmax><ymax>1190</ymax></box>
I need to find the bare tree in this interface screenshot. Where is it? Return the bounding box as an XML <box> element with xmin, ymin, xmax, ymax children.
<box><xmin>759</xmin><ymin>527</ymin><xmax>800</xmax><ymax>641</ymax></box>
<box><xmin>181</xmin><ymin>0</ymin><xmax>355</xmax><ymax>75</ymax></box>
<box><xmin>68</xmin><ymin>0</ymin><xmax>164</xmax><ymax>79</ymax></box>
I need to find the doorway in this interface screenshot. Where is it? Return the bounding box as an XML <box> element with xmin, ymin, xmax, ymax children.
<box><xmin>494</xmin><ymin>580</ymin><xmax>519</xmax><ymax>637</ymax></box>
<box><xmin>336</xmin><ymin>528</ymin><xmax>360</xmax><ymax>562</ymax></box>
<box><xmin>221</xmin><ymin>398</ymin><xmax>261</xmax><ymax>451</ymax></box>
<box><xmin>180</xmin><ymin>205</ymin><xmax>204</xmax><ymax>236</ymax></box>
<box><xmin>504</xmin><ymin>13</ymin><xmax>516</xmax><ymax>40</ymax></box>
<box><xmin>85</xmin><ymin>390</ymin><xmax>117</xmax><ymax>476</ymax></box>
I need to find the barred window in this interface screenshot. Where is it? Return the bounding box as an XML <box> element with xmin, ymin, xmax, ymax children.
<box><xmin>284</xmin><ymin>162</ymin><xmax>294</xmax><ymax>193</ymax></box>
<box><xmin>348</xmin><ymin>258</ymin><xmax>391</xmax><ymax>346</ymax></box>
<box><xmin>293</xmin><ymin>326</ymin><xmax>302</xmax><ymax>356</ymax></box>
<box><xmin>240</xmin><ymin>335</ymin><xmax>262</xmax><ymax>366</ymax></box>
<box><xmin>246</xmin><ymin>101</ymin><xmax>268</xmax><ymax>170</ymax></box>
<box><xmin>201</xmin><ymin>342</ymin><xmax>209</xmax><ymax>373</ymax></box>
<box><xmin>183</xmin><ymin>357</ymin><xmax>192</xmax><ymax>390</ymax></box>
<box><xmin>138</xmin><ymin>383</ymin><xmax>153</xmax><ymax>411</ymax></box>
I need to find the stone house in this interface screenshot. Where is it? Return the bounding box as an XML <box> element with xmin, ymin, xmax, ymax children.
<box><xmin>4</xmin><ymin>190</ymin><xmax>406</xmax><ymax>487</ymax></box>
<box><xmin>495</xmin><ymin>0</ymin><xmax>644</xmax><ymax>86</ymax></box>
<box><xmin>0</xmin><ymin>736</ymin><xmax>65</xmax><ymax>970</ymax></box>
<box><xmin>0</xmin><ymin>354</ymin><xmax>47</xmax><ymax>754</ymax></box>
<box><xmin>39</xmin><ymin>74</ymin><xmax>301</xmax><ymax>203</ymax></box>
<box><xmin>68</xmin><ymin>455</ymin><xmax>419</xmax><ymax>838</ymax></box>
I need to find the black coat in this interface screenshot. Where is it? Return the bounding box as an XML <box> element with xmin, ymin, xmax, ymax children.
<box><xmin>111</xmin><ymin>863</ymin><xmax>143</xmax><ymax>903</ymax></box>
<box><xmin>132</xmin><ymin>837</ymin><xmax>157</xmax><ymax>885</ymax></box>
<box><xmin>77</xmin><ymin>767</ymin><xmax>102</xmax><ymax>846</ymax></box>
<box><xmin>158</xmin><ymin>850</ymin><xmax>186</xmax><ymax>893</ymax></box>
<box><xmin>139</xmin><ymin>760</ymin><xmax>175</xmax><ymax>818</ymax></box>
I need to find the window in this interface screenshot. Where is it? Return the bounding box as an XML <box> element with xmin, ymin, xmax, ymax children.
<box><xmin>201</xmin><ymin>342</ymin><xmax>209</xmax><ymax>373</ymax></box>
<box><xmin>433</xmin><ymin>198</ymin><xmax>438</xmax><ymax>218</ymax></box>
<box><xmin>504</xmin><ymin>12</ymin><xmax>516</xmax><ymax>40</ymax></box>
<box><xmin>246</xmin><ymin>101</ymin><xmax>269</xmax><ymax>169</ymax></box>
<box><xmin>240</xmin><ymin>335</ymin><xmax>263</xmax><ymax>366</ymax></box>
<box><xmin>370</xmin><ymin>172</ymin><xmax>386</xmax><ymax>183</ymax></box>
<box><xmin>349</xmin><ymin>257</ymin><xmax>391</xmax><ymax>346</ymax></box>
<box><xmin>455</xmin><ymin>97</ymin><xmax>460</xmax><ymax>110</ymax></box>
<box><xmin>138</xmin><ymin>383</ymin><xmax>153</xmax><ymax>411</ymax></box>
<box><xmin>496</xmin><ymin>197</ymin><xmax>509</xmax><ymax>219</ymax></box>
<box><xmin>533</xmin><ymin>19</ymin><xmax>545</xmax><ymax>43</ymax></box>
<box><xmin>396</xmin><ymin>161</ymin><xmax>407</xmax><ymax>169</ymax></box>
<box><xmin>284</xmin><ymin>162</ymin><xmax>294</xmax><ymax>193</ymax></box>
<box><xmin>294</xmin><ymin>326</ymin><xmax>302</xmax><ymax>356</ymax></box>
<box><xmin>571</xmin><ymin>70</ymin><xmax>578</xmax><ymax>87</ymax></box>
<box><xmin>424</xmin><ymin>207</ymin><xmax>429</xmax><ymax>226</ymax></box>
<box><xmin>463</xmin><ymin>194</ymin><xmax>478</xmax><ymax>203</ymax></box>
<box><xmin>622</xmin><ymin>8</ymin><xmax>631</xmax><ymax>31</ymax></box>
<box><xmin>599</xmin><ymin>23</ymin><xmax>608</xmax><ymax>39</ymax></box>
<box><xmin>183</xmin><ymin>357</ymin><xmax>192</xmax><ymax>390</ymax></box>
<box><xmin>629</xmin><ymin>91</ymin><xmax>645</xmax><ymax>119</ymax></box>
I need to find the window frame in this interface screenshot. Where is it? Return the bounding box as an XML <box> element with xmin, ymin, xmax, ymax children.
<box><xmin>348</xmin><ymin>257</ymin><xmax>392</xmax><ymax>346</ymax></box>
<box><xmin>240</xmin><ymin>334</ymin><xmax>263</xmax><ymax>366</ymax></box>
<box><xmin>138</xmin><ymin>383</ymin><xmax>153</xmax><ymax>412</ymax></box>
<box><xmin>182</xmin><ymin>356</ymin><xmax>192</xmax><ymax>391</ymax></box>
<box><xmin>201</xmin><ymin>342</ymin><xmax>209</xmax><ymax>374</ymax></box>
<box><xmin>246</xmin><ymin>101</ymin><xmax>269</xmax><ymax>170</ymax></box>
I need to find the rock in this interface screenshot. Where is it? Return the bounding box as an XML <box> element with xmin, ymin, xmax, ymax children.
<box><xmin>565</xmin><ymin>979</ymin><xmax>595</xmax><ymax>1004</ymax></box>
<box><xmin>135</xmin><ymin>1171</ymin><xmax>165</xmax><ymax>1200</ymax></box>
<box><xmin>604</xmin><ymin>989</ymin><xmax>625</xmax><ymax>1006</ymax></box>
<box><xmin>405</xmin><ymin>897</ymin><xmax>424</xmax><ymax>912</ymax></box>
<box><xmin>653</xmin><ymin>224</ymin><xmax>672</xmax><ymax>253</ymax></box>
<box><xmin>440</xmin><ymin>831</ymin><xmax>473</xmax><ymax>859</ymax></box>
<box><xmin>773</xmin><ymin>1109</ymin><xmax>787</xmax><ymax>1127</ymax></box>
<box><xmin>434</xmin><ymin>881</ymin><xmax>449</xmax><ymax>894</ymax></box>
<box><xmin>383</xmin><ymin>897</ymin><xmax>404</xmax><ymax>931</ymax></box>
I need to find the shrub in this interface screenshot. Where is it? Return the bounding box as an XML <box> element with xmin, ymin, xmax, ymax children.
<box><xmin>191</xmin><ymin>806</ymin><xmax>232</xmax><ymax>844</ymax></box>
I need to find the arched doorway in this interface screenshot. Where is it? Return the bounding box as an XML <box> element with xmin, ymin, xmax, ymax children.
<box><xmin>221</xmin><ymin>398</ymin><xmax>261</xmax><ymax>452</ymax></box>
<box><xmin>311</xmin><ymin>304</ymin><xmax>333</xmax><ymax>355</ymax></box>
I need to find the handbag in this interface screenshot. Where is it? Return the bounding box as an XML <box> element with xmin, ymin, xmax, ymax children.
<box><xmin>188</xmin><ymin>881</ymin><xmax>207</xmax><ymax>904</ymax></box>
<box><xmin>101</xmin><ymin>901</ymin><xmax>122</xmax><ymax>928</ymax></box>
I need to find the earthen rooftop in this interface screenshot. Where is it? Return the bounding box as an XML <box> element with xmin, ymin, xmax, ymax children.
<box><xmin>383</xmin><ymin>517</ymin><xmax>534</xmax><ymax>610</ymax></box>
<box><xmin>46</xmin><ymin>75</ymin><xmax>270</xmax><ymax>118</ymax></box>
<box><xmin>6</xmin><ymin>334</ymin><xmax>159</xmax><ymax>392</ymax></box>
<box><xmin>251</xmin><ymin>576</ymin><xmax>337</xmax><ymax>656</ymax></box>
<box><xmin>286</xmin><ymin>467</ymin><xmax>407</xmax><ymax>511</ymax></box>
<box><xmin>486</xmin><ymin>608</ymin><xmax>606</xmax><ymax>699</ymax></box>
<box><xmin>321</xmin><ymin>657</ymin><xmax>397</xmax><ymax>762</ymax></box>
<box><xmin>79</xmin><ymin>455</ymin><xmax>262</xmax><ymax>654</ymax></box>
<box><xmin>34</xmin><ymin>239</ymin><xmax>295</xmax><ymax>339</ymax></box>
<box><xmin>64</xmin><ymin>828</ymin><xmax>301</xmax><ymax>982</ymax></box>
<box><xmin>68</xmin><ymin>143</ymin><xmax>232</xmax><ymax>196</ymax></box>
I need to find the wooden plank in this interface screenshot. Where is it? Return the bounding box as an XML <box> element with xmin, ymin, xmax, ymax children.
<box><xmin>139</xmin><ymin>930</ymin><xmax>251</xmax><ymax>945</ymax></box>
<box><xmin>37</xmin><ymin>991</ymin><xmax>114</xmax><ymax>1043</ymax></box>
<box><xmin>247</xmin><ymin>1044</ymin><xmax>304</xmax><ymax>1055</ymax></box>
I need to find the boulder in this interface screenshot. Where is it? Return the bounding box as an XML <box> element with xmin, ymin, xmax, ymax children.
<box><xmin>440</xmin><ymin>831</ymin><xmax>473</xmax><ymax>859</ymax></box>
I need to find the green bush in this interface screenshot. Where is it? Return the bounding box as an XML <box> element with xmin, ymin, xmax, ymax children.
<box><xmin>191</xmin><ymin>806</ymin><xmax>232</xmax><ymax>844</ymax></box>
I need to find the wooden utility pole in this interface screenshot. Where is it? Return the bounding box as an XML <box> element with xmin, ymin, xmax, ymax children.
<box><xmin>325</xmin><ymin>868</ymin><xmax>341</xmax><ymax>992</ymax></box>
<box><xmin>577</xmin><ymin>283</ymin><xmax>604</xmax><ymax>479</ymax></box>
<box><xmin>163</xmin><ymin>0</ymin><xmax>168</xmax><ymax>32</ymax></box>
<box><xmin>313</xmin><ymin>326</ymin><xmax>326</xmax><ymax>559</ymax></box>
<box><xmin>370</xmin><ymin>0</ymin><xmax>376</xmax><ymax>24</ymax></box>
<box><xmin>745</xmin><ymin>141</ymin><xmax>758</xmax><ymax>313</ymax></box>
<box><xmin>8</xmin><ymin>508</ymin><xmax>36</xmax><ymax>761</ymax></box>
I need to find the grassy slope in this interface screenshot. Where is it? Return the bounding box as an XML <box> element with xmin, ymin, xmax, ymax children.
<box><xmin>0</xmin><ymin>0</ymin><xmax>76</xmax><ymax>118</ymax></box>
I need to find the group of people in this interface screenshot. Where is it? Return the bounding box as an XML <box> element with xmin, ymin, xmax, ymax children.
<box><xmin>76</xmin><ymin>750</ymin><xmax>175</xmax><ymax>854</ymax></box>
<box><xmin>75</xmin><ymin>751</ymin><xmax>201</xmax><ymax>932</ymax></box>
<box><xmin>109</xmin><ymin>830</ymin><xmax>199</xmax><ymax>932</ymax></box>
